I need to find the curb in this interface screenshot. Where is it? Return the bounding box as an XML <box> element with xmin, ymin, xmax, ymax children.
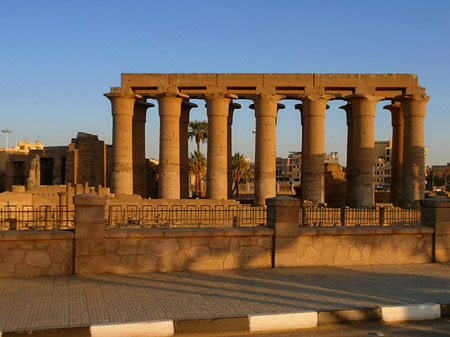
<box><xmin>1</xmin><ymin>303</ymin><xmax>448</xmax><ymax>336</ymax></box>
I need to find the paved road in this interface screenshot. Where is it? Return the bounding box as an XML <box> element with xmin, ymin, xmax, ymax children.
<box><xmin>0</xmin><ymin>263</ymin><xmax>449</xmax><ymax>332</ymax></box>
<box><xmin>224</xmin><ymin>319</ymin><xmax>450</xmax><ymax>337</ymax></box>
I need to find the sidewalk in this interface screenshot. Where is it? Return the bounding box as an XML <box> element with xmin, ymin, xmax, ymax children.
<box><xmin>0</xmin><ymin>263</ymin><xmax>449</xmax><ymax>334</ymax></box>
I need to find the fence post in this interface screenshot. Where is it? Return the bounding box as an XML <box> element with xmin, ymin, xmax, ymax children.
<box><xmin>74</xmin><ymin>194</ymin><xmax>106</xmax><ymax>273</ymax></box>
<box><xmin>420</xmin><ymin>197</ymin><xmax>450</xmax><ymax>263</ymax></box>
<box><xmin>379</xmin><ymin>206</ymin><xmax>385</xmax><ymax>226</ymax></box>
<box><xmin>266</xmin><ymin>196</ymin><xmax>301</xmax><ymax>268</ymax></box>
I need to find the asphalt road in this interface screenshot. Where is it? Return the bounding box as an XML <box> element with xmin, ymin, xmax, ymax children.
<box><xmin>213</xmin><ymin>319</ymin><xmax>450</xmax><ymax>337</ymax></box>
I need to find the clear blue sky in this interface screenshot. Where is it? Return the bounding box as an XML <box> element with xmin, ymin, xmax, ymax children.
<box><xmin>1</xmin><ymin>0</ymin><xmax>449</xmax><ymax>165</ymax></box>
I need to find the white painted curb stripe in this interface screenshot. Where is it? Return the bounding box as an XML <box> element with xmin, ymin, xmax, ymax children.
<box><xmin>380</xmin><ymin>303</ymin><xmax>441</xmax><ymax>322</ymax></box>
<box><xmin>90</xmin><ymin>320</ymin><xmax>174</xmax><ymax>337</ymax></box>
<box><xmin>248</xmin><ymin>311</ymin><xmax>318</xmax><ymax>332</ymax></box>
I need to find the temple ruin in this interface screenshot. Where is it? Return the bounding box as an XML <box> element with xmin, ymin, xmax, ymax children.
<box><xmin>105</xmin><ymin>73</ymin><xmax>428</xmax><ymax>208</ymax></box>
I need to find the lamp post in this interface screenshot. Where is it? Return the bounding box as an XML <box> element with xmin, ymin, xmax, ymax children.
<box><xmin>2</xmin><ymin>129</ymin><xmax>12</xmax><ymax>152</ymax></box>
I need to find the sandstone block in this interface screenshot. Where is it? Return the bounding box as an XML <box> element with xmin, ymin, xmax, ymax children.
<box><xmin>150</xmin><ymin>239</ymin><xmax>180</xmax><ymax>256</ymax></box>
<box><xmin>2</xmin><ymin>248</ymin><xmax>24</xmax><ymax>264</ymax></box>
<box><xmin>158</xmin><ymin>252</ymin><xmax>181</xmax><ymax>271</ymax></box>
<box><xmin>120</xmin><ymin>254</ymin><xmax>137</xmax><ymax>267</ymax></box>
<box><xmin>198</xmin><ymin>260</ymin><xmax>223</xmax><ymax>270</ymax></box>
<box><xmin>0</xmin><ymin>262</ymin><xmax>15</xmax><ymax>277</ymax></box>
<box><xmin>239</xmin><ymin>246</ymin><xmax>265</xmax><ymax>257</ymax></box>
<box><xmin>299</xmin><ymin>247</ymin><xmax>320</xmax><ymax>265</ymax></box>
<box><xmin>48</xmin><ymin>244</ymin><xmax>66</xmax><ymax>264</ymax></box>
<box><xmin>188</xmin><ymin>245</ymin><xmax>210</xmax><ymax>262</ymax></box>
<box><xmin>208</xmin><ymin>237</ymin><xmax>230</xmax><ymax>249</ymax></box>
<box><xmin>25</xmin><ymin>250</ymin><xmax>51</xmax><ymax>269</ymax></box>
<box><xmin>117</xmin><ymin>244</ymin><xmax>138</xmax><ymax>256</ymax></box>
<box><xmin>230</xmin><ymin>238</ymin><xmax>240</xmax><ymax>256</ymax></box>
<box><xmin>75</xmin><ymin>255</ymin><xmax>105</xmax><ymax>273</ymax></box>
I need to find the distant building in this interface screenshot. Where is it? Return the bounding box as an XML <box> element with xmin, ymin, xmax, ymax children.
<box><xmin>0</xmin><ymin>139</ymin><xmax>44</xmax><ymax>154</ymax></box>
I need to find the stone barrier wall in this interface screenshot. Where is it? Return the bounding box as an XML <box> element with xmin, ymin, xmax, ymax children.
<box><xmin>0</xmin><ymin>231</ymin><xmax>73</xmax><ymax>277</ymax></box>
<box><xmin>105</xmin><ymin>228</ymin><xmax>273</xmax><ymax>273</ymax></box>
<box><xmin>297</xmin><ymin>227</ymin><xmax>433</xmax><ymax>266</ymax></box>
<box><xmin>0</xmin><ymin>196</ymin><xmax>447</xmax><ymax>278</ymax></box>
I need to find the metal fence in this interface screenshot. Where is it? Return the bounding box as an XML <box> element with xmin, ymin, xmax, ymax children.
<box><xmin>107</xmin><ymin>204</ymin><xmax>267</xmax><ymax>229</ymax></box>
<box><xmin>0</xmin><ymin>204</ymin><xmax>422</xmax><ymax>230</ymax></box>
<box><xmin>0</xmin><ymin>205</ymin><xmax>75</xmax><ymax>230</ymax></box>
<box><xmin>300</xmin><ymin>207</ymin><xmax>421</xmax><ymax>227</ymax></box>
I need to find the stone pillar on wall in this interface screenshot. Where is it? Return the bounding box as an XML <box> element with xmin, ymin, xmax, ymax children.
<box><xmin>384</xmin><ymin>102</ymin><xmax>404</xmax><ymax>207</ymax></box>
<box><xmin>132</xmin><ymin>100</ymin><xmax>153</xmax><ymax>198</ymax></box>
<box><xmin>157</xmin><ymin>92</ymin><xmax>189</xmax><ymax>199</ymax></box>
<box><xmin>253</xmin><ymin>93</ymin><xmax>285</xmax><ymax>206</ymax></box>
<box><xmin>267</xmin><ymin>196</ymin><xmax>301</xmax><ymax>267</ymax></box>
<box><xmin>74</xmin><ymin>194</ymin><xmax>106</xmax><ymax>274</ymax></box>
<box><xmin>180</xmin><ymin>100</ymin><xmax>197</xmax><ymax>199</ymax></box>
<box><xmin>205</xmin><ymin>93</ymin><xmax>237</xmax><ymax>200</ymax></box>
<box><xmin>340</xmin><ymin>103</ymin><xmax>353</xmax><ymax>206</ymax></box>
<box><xmin>421</xmin><ymin>198</ymin><xmax>450</xmax><ymax>262</ymax></box>
<box><xmin>228</xmin><ymin>102</ymin><xmax>241</xmax><ymax>199</ymax></box>
<box><xmin>299</xmin><ymin>94</ymin><xmax>331</xmax><ymax>205</ymax></box>
<box><xmin>344</xmin><ymin>94</ymin><xmax>379</xmax><ymax>207</ymax></box>
<box><xmin>395</xmin><ymin>94</ymin><xmax>428</xmax><ymax>207</ymax></box>
<box><xmin>105</xmin><ymin>87</ymin><xmax>141</xmax><ymax>196</ymax></box>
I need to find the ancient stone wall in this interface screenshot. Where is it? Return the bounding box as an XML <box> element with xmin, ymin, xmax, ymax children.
<box><xmin>298</xmin><ymin>226</ymin><xmax>433</xmax><ymax>266</ymax></box>
<box><xmin>0</xmin><ymin>231</ymin><xmax>73</xmax><ymax>277</ymax></box>
<box><xmin>105</xmin><ymin>228</ymin><xmax>273</xmax><ymax>273</ymax></box>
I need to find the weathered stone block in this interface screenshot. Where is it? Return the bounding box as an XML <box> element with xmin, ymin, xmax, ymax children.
<box><xmin>198</xmin><ymin>260</ymin><xmax>223</xmax><ymax>270</ymax></box>
<box><xmin>208</xmin><ymin>237</ymin><xmax>230</xmax><ymax>249</ymax></box>
<box><xmin>2</xmin><ymin>248</ymin><xmax>24</xmax><ymax>264</ymax></box>
<box><xmin>239</xmin><ymin>246</ymin><xmax>265</xmax><ymax>257</ymax></box>
<box><xmin>25</xmin><ymin>250</ymin><xmax>51</xmax><ymax>269</ymax></box>
<box><xmin>299</xmin><ymin>246</ymin><xmax>320</xmax><ymax>265</ymax></box>
<box><xmin>188</xmin><ymin>245</ymin><xmax>210</xmax><ymax>261</ymax></box>
<box><xmin>75</xmin><ymin>255</ymin><xmax>105</xmax><ymax>274</ymax></box>
<box><xmin>117</xmin><ymin>244</ymin><xmax>138</xmax><ymax>256</ymax></box>
<box><xmin>48</xmin><ymin>243</ymin><xmax>66</xmax><ymax>264</ymax></box>
<box><xmin>150</xmin><ymin>239</ymin><xmax>180</xmax><ymax>256</ymax></box>
<box><xmin>0</xmin><ymin>262</ymin><xmax>15</xmax><ymax>276</ymax></box>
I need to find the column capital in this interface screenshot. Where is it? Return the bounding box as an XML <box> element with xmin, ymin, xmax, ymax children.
<box><xmin>339</xmin><ymin>104</ymin><xmax>353</xmax><ymax>125</ymax></box>
<box><xmin>344</xmin><ymin>93</ymin><xmax>381</xmax><ymax>103</ymax></box>
<box><xmin>104</xmin><ymin>87</ymin><xmax>142</xmax><ymax>100</ymax></box>
<box><xmin>299</xmin><ymin>93</ymin><xmax>333</xmax><ymax>103</ymax></box>
<box><xmin>394</xmin><ymin>94</ymin><xmax>429</xmax><ymax>118</ymax></box>
<box><xmin>384</xmin><ymin>102</ymin><xmax>404</xmax><ymax>127</ymax></box>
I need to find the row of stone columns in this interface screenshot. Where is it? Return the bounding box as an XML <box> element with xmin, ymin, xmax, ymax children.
<box><xmin>106</xmin><ymin>87</ymin><xmax>427</xmax><ymax>208</ymax></box>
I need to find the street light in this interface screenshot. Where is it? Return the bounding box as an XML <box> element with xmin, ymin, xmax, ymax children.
<box><xmin>2</xmin><ymin>129</ymin><xmax>12</xmax><ymax>152</ymax></box>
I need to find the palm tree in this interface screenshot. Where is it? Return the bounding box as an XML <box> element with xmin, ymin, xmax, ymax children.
<box><xmin>189</xmin><ymin>151</ymin><xmax>206</xmax><ymax>197</ymax></box>
<box><xmin>232</xmin><ymin>152</ymin><xmax>250</xmax><ymax>198</ymax></box>
<box><xmin>188</xmin><ymin>120</ymin><xmax>208</xmax><ymax>153</ymax></box>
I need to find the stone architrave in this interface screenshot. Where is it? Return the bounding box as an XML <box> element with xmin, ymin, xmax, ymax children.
<box><xmin>132</xmin><ymin>100</ymin><xmax>154</xmax><ymax>198</ymax></box>
<box><xmin>253</xmin><ymin>93</ymin><xmax>285</xmax><ymax>206</ymax></box>
<box><xmin>299</xmin><ymin>94</ymin><xmax>332</xmax><ymax>205</ymax></box>
<box><xmin>180</xmin><ymin>100</ymin><xmax>197</xmax><ymax>199</ymax></box>
<box><xmin>395</xmin><ymin>94</ymin><xmax>428</xmax><ymax>207</ymax></box>
<box><xmin>204</xmin><ymin>92</ymin><xmax>237</xmax><ymax>200</ymax></box>
<box><xmin>157</xmin><ymin>91</ymin><xmax>189</xmax><ymax>199</ymax></box>
<box><xmin>384</xmin><ymin>102</ymin><xmax>404</xmax><ymax>206</ymax></box>
<box><xmin>105</xmin><ymin>87</ymin><xmax>142</xmax><ymax>196</ymax></box>
<box><xmin>344</xmin><ymin>94</ymin><xmax>380</xmax><ymax>207</ymax></box>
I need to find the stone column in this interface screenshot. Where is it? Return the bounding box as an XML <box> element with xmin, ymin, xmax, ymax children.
<box><xmin>267</xmin><ymin>196</ymin><xmax>301</xmax><ymax>267</ymax></box>
<box><xmin>395</xmin><ymin>94</ymin><xmax>428</xmax><ymax>207</ymax></box>
<box><xmin>384</xmin><ymin>102</ymin><xmax>404</xmax><ymax>206</ymax></box>
<box><xmin>180</xmin><ymin>100</ymin><xmax>197</xmax><ymax>199</ymax></box>
<box><xmin>132</xmin><ymin>100</ymin><xmax>153</xmax><ymax>198</ymax></box>
<box><xmin>74</xmin><ymin>194</ymin><xmax>106</xmax><ymax>274</ymax></box>
<box><xmin>204</xmin><ymin>93</ymin><xmax>237</xmax><ymax>199</ymax></box>
<box><xmin>105</xmin><ymin>88</ymin><xmax>141</xmax><ymax>196</ymax></box>
<box><xmin>340</xmin><ymin>103</ymin><xmax>353</xmax><ymax>206</ymax></box>
<box><xmin>345</xmin><ymin>94</ymin><xmax>379</xmax><ymax>207</ymax></box>
<box><xmin>253</xmin><ymin>94</ymin><xmax>284</xmax><ymax>206</ymax></box>
<box><xmin>157</xmin><ymin>92</ymin><xmax>189</xmax><ymax>199</ymax></box>
<box><xmin>298</xmin><ymin>95</ymin><xmax>331</xmax><ymax>205</ymax></box>
<box><xmin>421</xmin><ymin>198</ymin><xmax>450</xmax><ymax>262</ymax></box>
<box><xmin>228</xmin><ymin>102</ymin><xmax>241</xmax><ymax>199</ymax></box>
